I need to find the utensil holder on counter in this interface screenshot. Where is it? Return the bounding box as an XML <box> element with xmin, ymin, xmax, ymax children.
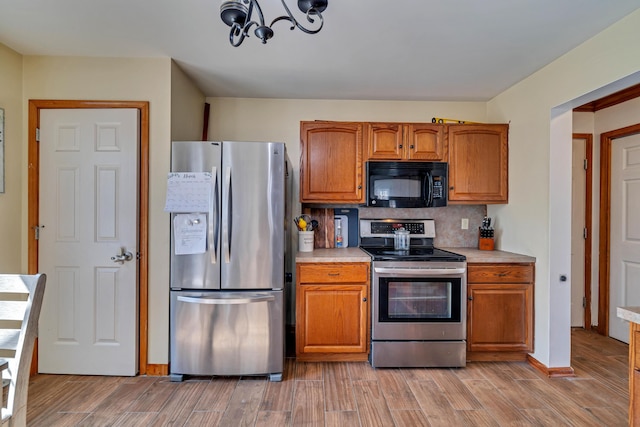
<box><xmin>479</xmin><ymin>237</ymin><xmax>495</xmax><ymax>251</ymax></box>
<box><xmin>299</xmin><ymin>231</ymin><xmax>315</xmax><ymax>252</ymax></box>
<box><xmin>479</xmin><ymin>219</ymin><xmax>495</xmax><ymax>250</ymax></box>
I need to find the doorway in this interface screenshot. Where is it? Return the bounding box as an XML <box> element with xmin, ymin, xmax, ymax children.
<box><xmin>27</xmin><ymin>100</ymin><xmax>150</xmax><ymax>375</ymax></box>
<box><xmin>571</xmin><ymin>133</ymin><xmax>593</xmax><ymax>329</ymax></box>
<box><xmin>598</xmin><ymin>123</ymin><xmax>640</xmax><ymax>341</ymax></box>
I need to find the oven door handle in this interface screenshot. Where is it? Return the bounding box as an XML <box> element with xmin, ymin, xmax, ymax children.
<box><xmin>373</xmin><ymin>267</ymin><xmax>466</xmax><ymax>276</ymax></box>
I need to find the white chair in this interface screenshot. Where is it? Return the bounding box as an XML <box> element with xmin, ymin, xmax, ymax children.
<box><xmin>0</xmin><ymin>274</ymin><xmax>46</xmax><ymax>427</ymax></box>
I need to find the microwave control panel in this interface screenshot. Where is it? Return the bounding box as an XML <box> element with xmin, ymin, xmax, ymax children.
<box><xmin>432</xmin><ymin>176</ymin><xmax>444</xmax><ymax>199</ymax></box>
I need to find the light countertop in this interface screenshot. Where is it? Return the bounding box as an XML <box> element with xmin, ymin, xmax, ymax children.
<box><xmin>296</xmin><ymin>247</ymin><xmax>535</xmax><ymax>264</ymax></box>
<box><xmin>617</xmin><ymin>307</ymin><xmax>640</xmax><ymax>324</ymax></box>
<box><xmin>442</xmin><ymin>247</ymin><xmax>536</xmax><ymax>263</ymax></box>
<box><xmin>295</xmin><ymin>247</ymin><xmax>372</xmax><ymax>263</ymax></box>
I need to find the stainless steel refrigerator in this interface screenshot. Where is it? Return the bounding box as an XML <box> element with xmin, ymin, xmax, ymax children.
<box><xmin>169</xmin><ymin>141</ymin><xmax>290</xmax><ymax>382</ymax></box>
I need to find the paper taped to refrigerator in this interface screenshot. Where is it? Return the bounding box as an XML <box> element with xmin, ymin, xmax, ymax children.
<box><xmin>164</xmin><ymin>172</ymin><xmax>212</xmax><ymax>212</ymax></box>
<box><xmin>173</xmin><ymin>214</ymin><xmax>207</xmax><ymax>255</ymax></box>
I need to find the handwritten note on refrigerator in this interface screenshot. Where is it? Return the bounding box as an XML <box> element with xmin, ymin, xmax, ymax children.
<box><xmin>173</xmin><ymin>214</ymin><xmax>207</xmax><ymax>255</ymax></box>
<box><xmin>164</xmin><ymin>172</ymin><xmax>212</xmax><ymax>213</ymax></box>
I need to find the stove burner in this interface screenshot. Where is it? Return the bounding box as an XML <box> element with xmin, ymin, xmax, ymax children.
<box><xmin>360</xmin><ymin>247</ymin><xmax>465</xmax><ymax>262</ymax></box>
<box><xmin>359</xmin><ymin>219</ymin><xmax>466</xmax><ymax>262</ymax></box>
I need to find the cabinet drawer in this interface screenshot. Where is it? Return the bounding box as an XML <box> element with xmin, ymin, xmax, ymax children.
<box><xmin>468</xmin><ymin>264</ymin><xmax>533</xmax><ymax>283</ymax></box>
<box><xmin>298</xmin><ymin>264</ymin><xmax>369</xmax><ymax>283</ymax></box>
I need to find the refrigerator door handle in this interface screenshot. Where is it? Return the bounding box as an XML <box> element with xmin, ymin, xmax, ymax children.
<box><xmin>177</xmin><ymin>293</ymin><xmax>275</xmax><ymax>305</ymax></box>
<box><xmin>223</xmin><ymin>166</ymin><xmax>232</xmax><ymax>263</ymax></box>
<box><xmin>210</xmin><ymin>166</ymin><xmax>219</xmax><ymax>264</ymax></box>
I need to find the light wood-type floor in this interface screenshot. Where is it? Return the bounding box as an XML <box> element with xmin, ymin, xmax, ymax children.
<box><xmin>26</xmin><ymin>328</ymin><xmax>628</xmax><ymax>426</ymax></box>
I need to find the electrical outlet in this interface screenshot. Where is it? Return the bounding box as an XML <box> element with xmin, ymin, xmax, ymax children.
<box><xmin>461</xmin><ymin>218</ymin><xmax>469</xmax><ymax>230</ymax></box>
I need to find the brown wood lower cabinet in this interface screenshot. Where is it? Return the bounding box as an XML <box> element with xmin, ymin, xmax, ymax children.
<box><xmin>467</xmin><ymin>262</ymin><xmax>534</xmax><ymax>361</ymax></box>
<box><xmin>629</xmin><ymin>323</ymin><xmax>640</xmax><ymax>425</ymax></box>
<box><xmin>296</xmin><ymin>262</ymin><xmax>370</xmax><ymax>361</ymax></box>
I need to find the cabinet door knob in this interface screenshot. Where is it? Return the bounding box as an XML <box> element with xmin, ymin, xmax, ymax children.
<box><xmin>357</xmin><ymin>185</ymin><xmax>362</xmax><ymax>189</ymax></box>
<box><xmin>410</xmin><ymin>145</ymin><xmax>414</xmax><ymax>149</ymax></box>
<box><xmin>450</xmin><ymin>186</ymin><xmax>455</xmax><ymax>190</ymax></box>
<box><xmin>399</xmin><ymin>144</ymin><xmax>403</xmax><ymax>149</ymax></box>
<box><xmin>468</xmin><ymin>296</ymin><xmax>473</xmax><ymax>301</ymax></box>
<box><xmin>363</xmin><ymin>297</ymin><xmax>367</xmax><ymax>302</ymax></box>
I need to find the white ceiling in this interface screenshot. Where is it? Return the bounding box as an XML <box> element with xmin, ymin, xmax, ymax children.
<box><xmin>1</xmin><ymin>0</ymin><xmax>639</xmax><ymax>101</ymax></box>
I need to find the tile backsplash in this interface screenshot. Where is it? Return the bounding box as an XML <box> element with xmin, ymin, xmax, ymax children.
<box><xmin>358</xmin><ymin>205</ymin><xmax>487</xmax><ymax>248</ymax></box>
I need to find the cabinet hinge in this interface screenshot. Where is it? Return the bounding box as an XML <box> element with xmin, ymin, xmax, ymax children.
<box><xmin>583</xmin><ymin>159</ymin><xmax>588</xmax><ymax>170</ymax></box>
<box><xmin>583</xmin><ymin>228</ymin><xmax>588</xmax><ymax>239</ymax></box>
<box><xmin>36</xmin><ymin>128</ymin><xmax>40</xmax><ymax>142</ymax></box>
<box><xmin>583</xmin><ymin>297</ymin><xmax>587</xmax><ymax>308</ymax></box>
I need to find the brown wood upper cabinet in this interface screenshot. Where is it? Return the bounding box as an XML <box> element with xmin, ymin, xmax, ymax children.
<box><xmin>366</xmin><ymin>122</ymin><xmax>446</xmax><ymax>161</ymax></box>
<box><xmin>300</xmin><ymin>120</ymin><xmax>509</xmax><ymax>205</ymax></box>
<box><xmin>300</xmin><ymin>121</ymin><xmax>364</xmax><ymax>203</ymax></box>
<box><xmin>447</xmin><ymin>124</ymin><xmax>509</xmax><ymax>204</ymax></box>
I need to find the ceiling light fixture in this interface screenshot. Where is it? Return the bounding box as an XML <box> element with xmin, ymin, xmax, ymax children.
<box><xmin>220</xmin><ymin>0</ymin><xmax>328</xmax><ymax>47</ymax></box>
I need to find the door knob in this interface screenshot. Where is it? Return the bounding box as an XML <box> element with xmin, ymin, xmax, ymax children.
<box><xmin>111</xmin><ymin>248</ymin><xmax>134</xmax><ymax>264</ymax></box>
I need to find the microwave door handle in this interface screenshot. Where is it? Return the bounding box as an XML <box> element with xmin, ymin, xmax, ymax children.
<box><xmin>427</xmin><ymin>172</ymin><xmax>434</xmax><ymax>206</ymax></box>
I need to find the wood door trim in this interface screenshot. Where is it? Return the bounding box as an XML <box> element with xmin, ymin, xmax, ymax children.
<box><xmin>575</xmin><ymin>83</ymin><xmax>640</xmax><ymax>112</ymax></box>
<box><xmin>28</xmin><ymin>99</ymin><xmax>150</xmax><ymax>375</ymax></box>
<box><xmin>573</xmin><ymin>133</ymin><xmax>593</xmax><ymax>329</ymax></box>
<box><xmin>598</xmin><ymin>123</ymin><xmax>640</xmax><ymax>336</ymax></box>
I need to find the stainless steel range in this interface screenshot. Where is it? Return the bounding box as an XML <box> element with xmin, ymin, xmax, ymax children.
<box><xmin>359</xmin><ymin>219</ymin><xmax>467</xmax><ymax>368</ymax></box>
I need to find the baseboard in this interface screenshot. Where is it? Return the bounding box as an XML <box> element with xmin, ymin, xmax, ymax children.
<box><xmin>527</xmin><ymin>354</ymin><xmax>575</xmax><ymax>378</ymax></box>
<box><xmin>467</xmin><ymin>351</ymin><xmax>528</xmax><ymax>362</ymax></box>
<box><xmin>146</xmin><ymin>364</ymin><xmax>169</xmax><ymax>376</ymax></box>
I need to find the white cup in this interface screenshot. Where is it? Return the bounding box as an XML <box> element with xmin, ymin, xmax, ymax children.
<box><xmin>299</xmin><ymin>231</ymin><xmax>315</xmax><ymax>252</ymax></box>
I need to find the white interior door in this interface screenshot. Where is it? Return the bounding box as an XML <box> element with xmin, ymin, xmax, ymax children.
<box><xmin>38</xmin><ymin>108</ymin><xmax>139</xmax><ymax>375</ymax></box>
<box><xmin>609</xmin><ymin>133</ymin><xmax>640</xmax><ymax>343</ymax></box>
<box><xmin>571</xmin><ymin>138</ymin><xmax>586</xmax><ymax>327</ymax></box>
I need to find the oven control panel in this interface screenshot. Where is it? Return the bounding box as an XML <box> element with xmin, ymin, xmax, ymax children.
<box><xmin>371</xmin><ymin>222</ymin><xmax>423</xmax><ymax>234</ymax></box>
<box><xmin>360</xmin><ymin>219</ymin><xmax>436</xmax><ymax>238</ymax></box>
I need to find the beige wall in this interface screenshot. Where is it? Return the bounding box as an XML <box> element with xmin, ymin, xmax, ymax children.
<box><xmin>22</xmin><ymin>56</ymin><xmax>173</xmax><ymax>364</ymax></box>
<box><xmin>0</xmin><ymin>44</ymin><xmax>24</xmax><ymax>273</ymax></box>
<box><xmin>208</xmin><ymin>99</ymin><xmax>489</xmax><ymax>326</ymax></box>
<box><xmin>487</xmin><ymin>9</ymin><xmax>640</xmax><ymax>367</ymax></box>
<box><xmin>171</xmin><ymin>61</ymin><xmax>205</xmax><ymax>141</ymax></box>
<box><xmin>2</xmin><ymin>7</ymin><xmax>639</xmax><ymax>371</ymax></box>
<box><xmin>209</xmin><ymin>9</ymin><xmax>640</xmax><ymax>370</ymax></box>
<box><xmin>207</xmin><ymin>98</ymin><xmax>487</xmax><ymax>212</ymax></box>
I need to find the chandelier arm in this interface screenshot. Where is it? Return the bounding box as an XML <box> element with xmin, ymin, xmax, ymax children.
<box><xmin>270</xmin><ymin>15</ymin><xmax>296</xmax><ymax>31</ymax></box>
<box><xmin>229</xmin><ymin>23</ymin><xmax>247</xmax><ymax>47</ymax></box>
<box><xmin>222</xmin><ymin>0</ymin><xmax>327</xmax><ymax>46</ymax></box>
<box><xmin>246</xmin><ymin>0</ymin><xmax>266</xmax><ymax>27</ymax></box>
<box><xmin>229</xmin><ymin>20</ymin><xmax>259</xmax><ymax>47</ymax></box>
<box><xmin>269</xmin><ymin>4</ymin><xmax>324</xmax><ymax>34</ymax></box>
<box><xmin>299</xmin><ymin>8</ymin><xmax>324</xmax><ymax>34</ymax></box>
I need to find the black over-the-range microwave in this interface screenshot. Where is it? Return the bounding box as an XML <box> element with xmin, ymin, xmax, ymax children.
<box><xmin>366</xmin><ymin>161</ymin><xmax>448</xmax><ymax>208</ymax></box>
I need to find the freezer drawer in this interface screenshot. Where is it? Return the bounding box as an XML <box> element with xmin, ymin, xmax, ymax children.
<box><xmin>170</xmin><ymin>290</ymin><xmax>284</xmax><ymax>381</ymax></box>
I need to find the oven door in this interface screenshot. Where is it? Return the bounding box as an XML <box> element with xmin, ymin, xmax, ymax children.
<box><xmin>372</xmin><ymin>263</ymin><xmax>466</xmax><ymax>341</ymax></box>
